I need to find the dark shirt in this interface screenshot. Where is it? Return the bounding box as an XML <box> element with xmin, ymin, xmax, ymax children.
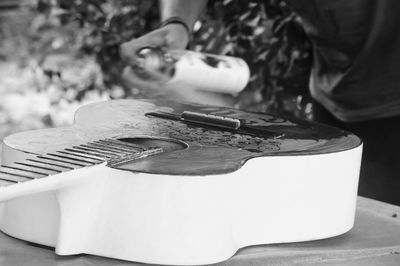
<box><xmin>286</xmin><ymin>0</ymin><xmax>400</xmax><ymax>122</ymax></box>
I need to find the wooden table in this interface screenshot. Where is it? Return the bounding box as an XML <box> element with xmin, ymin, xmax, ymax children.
<box><xmin>0</xmin><ymin>197</ymin><xmax>399</xmax><ymax>266</ymax></box>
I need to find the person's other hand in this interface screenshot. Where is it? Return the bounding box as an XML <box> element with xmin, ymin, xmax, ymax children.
<box><xmin>120</xmin><ymin>24</ymin><xmax>190</xmax><ymax>90</ymax></box>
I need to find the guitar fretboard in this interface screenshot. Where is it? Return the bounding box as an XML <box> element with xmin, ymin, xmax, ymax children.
<box><xmin>0</xmin><ymin>139</ymin><xmax>163</xmax><ymax>187</ymax></box>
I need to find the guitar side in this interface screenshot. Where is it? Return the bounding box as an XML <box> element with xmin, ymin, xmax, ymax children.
<box><xmin>0</xmin><ymin>100</ymin><xmax>363</xmax><ymax>265</ymax></box>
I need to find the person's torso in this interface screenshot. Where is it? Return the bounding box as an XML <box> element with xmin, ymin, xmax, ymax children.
<box><xmin>286</xmin><ymin>0</ymin><xmax>400</xmax><ymax>121</ymax></box>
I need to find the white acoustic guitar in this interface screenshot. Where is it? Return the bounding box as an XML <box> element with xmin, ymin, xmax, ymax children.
<box><xmin>0</xmin><ymin>99</ymin><xmax>362</xmax><ymax>265</ymax></box>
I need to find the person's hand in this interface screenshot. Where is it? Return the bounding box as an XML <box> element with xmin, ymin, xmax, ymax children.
<box><xmin>120</xmin><ymin>23</ymin><xmax>189</xmax><ymax>65</ymax></box>
<box><xmin>120</xmin><ymin>23</ymin><xmax>190</xmax><ymax>90</ymax></box>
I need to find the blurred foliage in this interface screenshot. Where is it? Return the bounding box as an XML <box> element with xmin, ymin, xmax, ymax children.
<box><xmin>34</xmin><ymin>0</ymin><xmax>312</xmax><ymax>118</ymax></box>
<box><xmin>0</xmin><ymin>5</ymin><xmax>111</xmax><ymax>137</ymax></box>
<box><xmin>197</xmin><ymin>0</ymin><xmax>312</xmax><ymax>118</ymax></box>
<box><xmin>35</xmin><ymin>0</ymin><xmax>159</xmax><ymax>89</ymax></box>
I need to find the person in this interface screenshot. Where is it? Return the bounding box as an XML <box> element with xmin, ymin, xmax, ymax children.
<box><xmin>120</xmin><ymin>0</ymin><xmax>400</xmax><ymax>206</ymax></box>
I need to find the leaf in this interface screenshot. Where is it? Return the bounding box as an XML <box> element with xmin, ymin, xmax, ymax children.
<box><xmin>241</xmin><ymin>25</ymin><xmax>253</xmax><ymax>36</ymax></box>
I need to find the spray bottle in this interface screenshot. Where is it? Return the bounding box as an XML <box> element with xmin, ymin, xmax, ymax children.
<box><xmin>134</xmin><ymin>48</ymin><xmax>250</xmax><ymax>95</ymax></box>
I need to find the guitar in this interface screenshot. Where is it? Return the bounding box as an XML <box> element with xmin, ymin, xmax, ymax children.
<box><xmin>0</xmin><ymin>99</ymin><xmax>362</xmax><ymax>265</ymax></box>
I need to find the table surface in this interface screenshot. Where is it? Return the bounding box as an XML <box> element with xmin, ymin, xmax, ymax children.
<box><xmin>0</xmin><ymin>197</ymin><xmax>399</xmax><ymax>266</ymax></box>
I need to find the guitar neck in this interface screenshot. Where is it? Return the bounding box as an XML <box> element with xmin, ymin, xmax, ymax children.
<box><xmin>0</xmin><ymin>139</ymin><xmax>163</xmax><ymax>201</ymax></box>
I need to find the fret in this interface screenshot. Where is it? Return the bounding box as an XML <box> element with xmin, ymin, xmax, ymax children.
<box><xmin>1</xmin><ymin>164</ymin><xmax>52</xmax><ymax>176</ymax></box>
<box><xmin>84</xmin><ymin>143</ymin><xmax>136</xmax><ymax>154</ymax></box>
<box><xmin>0</xmin><ymin>172</ymin><xmax>23</xmax><ymax>184</ymax></box>
<box><xmin>57</xmin><ymin>150</ymin><xmax>107</xmax><ymax>161</ymax></box>
<box><xmin>15</xmin><ymin>162</ymin><xmax>63</xmax><ymax>173</ymax></box>
<box><xmin>0</xmin><ymin>166</ymin><xmax>45</xmax><ymax>178</ymax></box>
<box><xmin>96</xmin><ymin>139</ymin><xmax>144</xmax><ymax>151</ymax></box>
<box><xmin>27</xmin><ymin>158</ymin><xmax>75</xmax><ymax>170</ymax></box>
<box><xmin>46</xmin><ymin>153</ymin><xmax>99</xmax><ymax>165</ymax></box>
<box><xmin>68</xmin><ymin>146</ymin><xmax>119</xmax><ymax>158</ymax></box>
<box><xmin>0</xmin><ymin>178</ymin><xmax>16</xmax><ymax>186</ymax></box>
<box><xmin>36</xmin><ymin>156</ymin><xmax>87</xmax><ymax>167</ymax></box>
<box><xmin>0</xmin><ymin>169</ymin><xmax>37</xmax><ymax>181</ymax></box>
<box><xmin>107</xmin><ymin>147</ymin><xmax>164</xmax><ymax>167</ymax></box>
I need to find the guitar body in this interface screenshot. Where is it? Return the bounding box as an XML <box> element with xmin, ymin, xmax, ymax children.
<box><xmin>0</xmin><ymin>99</ymin><xmax>362</xmax><ymax>265</ymax></box>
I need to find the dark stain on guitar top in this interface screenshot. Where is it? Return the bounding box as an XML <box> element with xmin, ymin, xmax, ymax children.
<box><xmin>110</xmin><ymin>100</ymin><xmax>360</xmax><ymax>175</ymax></box>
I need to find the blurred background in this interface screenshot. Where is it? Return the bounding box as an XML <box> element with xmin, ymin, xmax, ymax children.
<box><xmin>0</xmin><ymin>0</ymin><xmax>312</xmax><ymax>141</ymax></box>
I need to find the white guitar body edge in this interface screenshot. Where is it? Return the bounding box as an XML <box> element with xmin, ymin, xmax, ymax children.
<box><xmin>0</xmin><ymin>145</ymin><xmax>362</xmax><ymax>265</ymax></box>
